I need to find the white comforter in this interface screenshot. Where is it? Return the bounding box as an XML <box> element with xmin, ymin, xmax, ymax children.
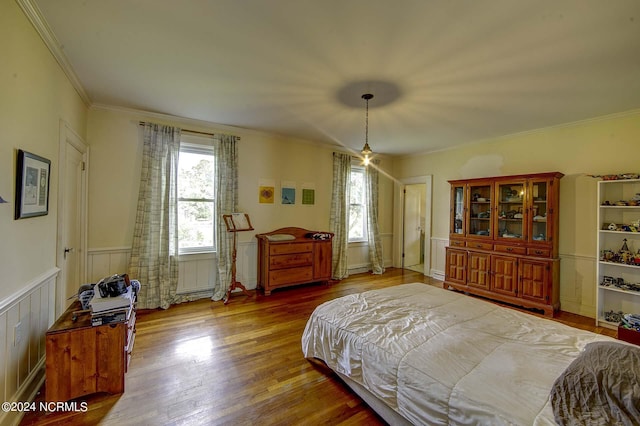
<box><xmin>301</xmin><ymin>283</ymin><xmax>615</xmax><ymax>425</ymax></box>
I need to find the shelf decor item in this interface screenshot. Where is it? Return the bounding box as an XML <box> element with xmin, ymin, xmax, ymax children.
<box><xmin>15</xmin><ymin>149</ymin><xmax>51</xmax><ymax>219</ymax></box>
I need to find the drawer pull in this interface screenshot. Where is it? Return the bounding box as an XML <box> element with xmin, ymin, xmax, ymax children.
<box><xmin>475</xmin><ymin>244</ymin><xmax>483</xmax><ymax>248</ymax></box>
<box><xmin>506</xmin><ymin>247</ymin><xmax>513</xmax><ymax>252</ymax></box>
<box><xmin>535</xmin><ymin>250</ymin><xmax>543</xmax><ymax>255</ymax></box>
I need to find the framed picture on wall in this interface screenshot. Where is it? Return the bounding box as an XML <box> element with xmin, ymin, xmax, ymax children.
<box><xmin>15</xmin><ymin>149</ymin><xmax>51</xmax><ymax>219</ymax></box>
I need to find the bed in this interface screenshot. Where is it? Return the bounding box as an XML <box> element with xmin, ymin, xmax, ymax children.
<box><xmin>302</xmin><ymin>283</ymin><xmax>640</xmax><ymax>425</ymax></box>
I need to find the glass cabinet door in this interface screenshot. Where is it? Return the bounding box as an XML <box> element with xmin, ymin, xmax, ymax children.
<box><xmin>529</xmin><ymin>179</ymin><xmax>550</xmax><ymax>243</ymax></box>
<box><xmin>496</xmin><ymin>181</ymin><xmax>525</xmax><ymax>241</ymax></box>
<box><xmin>450</xmin><ymin>185</ymin><xmax>465</xmax><ymax>236</ymax></box>
<box><xmin>468</xmin><ymin>182</ymin><xmax>492</xmax><ymax>238</ymax></box>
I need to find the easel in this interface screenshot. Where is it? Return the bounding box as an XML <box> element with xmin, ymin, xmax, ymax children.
<box><xmin>222</xmin><ymin>213</ymin><xmax>254</xmax><ymax>304</ymax></box>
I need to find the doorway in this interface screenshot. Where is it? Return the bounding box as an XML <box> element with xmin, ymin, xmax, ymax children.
<box><xmin>56</xmin><ymin>121</ymin><xmax>88</xmax><ymax>316</ymax></box>
<box><xmin>404</xmin><ymin>183</ymin><xmax>426</xmax><ymax>273</ymax></box>
<box><xmin>399</xmin><ymin>176</ymin><xmax>432</xmax><ymax>276</ymax></box>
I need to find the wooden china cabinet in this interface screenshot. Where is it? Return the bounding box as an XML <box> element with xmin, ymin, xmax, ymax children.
<box><xmin>445</xmin><ymin>172</ymin><xmax>563</xmax><ymax>316</ymax></box>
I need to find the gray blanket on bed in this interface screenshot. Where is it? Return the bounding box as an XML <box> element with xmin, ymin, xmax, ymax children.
<box><xmin>550</xmin><ymin>341</ymin><xmax>640</xmax><ymax>426</ymax></box>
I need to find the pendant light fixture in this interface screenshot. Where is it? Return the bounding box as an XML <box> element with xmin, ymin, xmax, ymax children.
<box><xmin>361</xmin><ymin>93</ymin><xmax>373</xmax><ymax>166</ymax></box>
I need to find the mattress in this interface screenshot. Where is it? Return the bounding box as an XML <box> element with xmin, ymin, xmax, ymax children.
<box><xmin>301</xmin><ymin>283</ymin><xmax>616</xmax><ymax>425</ymax></box>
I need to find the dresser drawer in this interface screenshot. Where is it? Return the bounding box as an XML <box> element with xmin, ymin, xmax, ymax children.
<box><xmin>449</xmin><ymin>239</ymin><xmax>465</xmax><ymax>247</ymax></box>
<box><xmin>270</xmin><ymin>252</ymin><xmax>313</xmax><ymax>270</ymax></box>
<box><xmin>269</xmin><ymin>242</ymin><xmax>313</xmax><ymax>255</ymax></box>
<box><xmin>270</xmin><ymin>266</ymin><xmax>313</xmax><ymax>286</ymax></box>
<box><xmin>494</xmin><ymin>244</ymin><xmax>526</xmax><ymax>255</ymax></box>
<box><xmin>528</xmin><ymin>247</ymin><xmax>551</xmax><ymax>257</ymax></box>
<box><xmin>466</xmin><ymin>241</ymin><xmax>493</xmax><ymax>251</ymax></box>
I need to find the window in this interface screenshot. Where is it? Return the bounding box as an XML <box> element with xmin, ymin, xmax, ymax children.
<box><xmin>349</xmin><ymin>166</ymin><xmax>367</xmax><ymax>241</ymax></box>
<box><xmin>178</xmin><ymin>144</ymin><xmax>215</xmax><ymax>253</ymax></box>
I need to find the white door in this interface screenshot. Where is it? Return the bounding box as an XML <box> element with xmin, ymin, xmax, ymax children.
<box><xmin>57</xmin><ymin>122</ymin><xmax>87</xmax><ymax>315</ymax></box>
<box><xmin>404</xmin><ymin>184</ymin><xmax>424</xmax><ymax>267</ymax></box>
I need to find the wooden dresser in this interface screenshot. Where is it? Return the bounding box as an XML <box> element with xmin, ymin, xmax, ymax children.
<box><xmin>45</xmin><ymin>300</ymin><xmax>136</xmax><ymax>402</ymax></box>
<box><xmin>256</xmin><ymin>227</ymin><xmax>333</xmax><ymax>295</ymax></box>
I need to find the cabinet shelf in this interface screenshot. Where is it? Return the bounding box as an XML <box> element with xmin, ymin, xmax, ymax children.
<box><xmin>599</xmin><ymin>261</ymin><xmax>640</xmax><ymax>270</ymax></box>
<box><xmin>599</xmin><ymin>230</ymin><xmax>640</xmax><ymax>235</ymax></box>
<box><xmin>597</xmin><ymin>317</ymin><xmax>620</xmax><ymax>330</ymax></box>
<box><xmin>599</xmin><ymin>284</ymin><xmax>640</xmax><ymax>297</ymax></box>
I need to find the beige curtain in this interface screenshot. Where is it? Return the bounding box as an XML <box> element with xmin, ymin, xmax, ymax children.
<box><xmin>365</xmin><ymin>160</ymin><xmax>385</xmax><ymax>274</ymax></box>
<box><xmin>212</xmin><ymin>135</ymin><xmax>239</xmax><ymax>301</ymax></box>
<box><xmin>329</xmin><ymin>152</ymin><xmax>351</xmax><ymax>280</ymax></box>
<box><xmin>128</xmin><ymin>123</ymin><xmax>181</xmax><ymax>309</ymax></box>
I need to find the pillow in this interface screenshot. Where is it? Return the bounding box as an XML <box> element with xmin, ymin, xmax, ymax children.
<box><xmin>550</xmin><ymin>341</ymin><xmax>640</xmax><ymax>426</ymax></box>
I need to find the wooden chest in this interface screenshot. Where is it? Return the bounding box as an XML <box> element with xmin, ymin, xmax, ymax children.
<box><xmin>256</xmin><ymin>227</ymin><xmax>333</xmax><ymax>295</ymax></box>
<box><xmin>45</xmin><ymin>300</ymin><xmax>136</xmax><ymax>402</ymax></box>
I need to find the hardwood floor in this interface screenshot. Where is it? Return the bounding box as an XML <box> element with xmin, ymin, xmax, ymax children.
<box><xmin>21</xmin><ymin>269</ymin><xmax>616</xmax><ymax>426</ymax></box>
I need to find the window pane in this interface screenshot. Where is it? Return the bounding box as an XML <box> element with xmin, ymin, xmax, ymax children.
<box><xmin>349</xmin><ymin>204</ymin><xmax>365</xmax><ymax>240</ymax></box>
<box><xmin>179</xmin><ymin>152</ymin><xmax>214</xmax><ymax>199</ymax></box>
<box><xmin>178</xmin><ymin>201</ymin><xmax>214</xmax><ymax>249</ymax></box>
<box><xmin>350</xmin><ymin>170</ymin><xmax>364</xmax><ymax>204</ymax></box>
<box><xmin>349</xmin><ymin>167</ymin><xmax>367</xmax><ymax>241</ymax></box>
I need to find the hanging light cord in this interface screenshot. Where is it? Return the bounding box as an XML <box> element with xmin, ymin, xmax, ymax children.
<box><xmin>365</xmin><ymin>96</ymin><xmax>369</xmax><ymax>145</ymax></box>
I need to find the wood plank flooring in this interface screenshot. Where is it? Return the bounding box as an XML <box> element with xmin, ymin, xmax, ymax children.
<box><xmin>20</xmin><ymin>269</ymin><xmax>616</xmax><ymax>426</ymax></box>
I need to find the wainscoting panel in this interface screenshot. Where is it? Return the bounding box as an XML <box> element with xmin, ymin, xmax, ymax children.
<box><xmin>430</xmin><ymin>237</ymin><xmax>448</xmax><ymax>281</ymax></box>
<box><xmin>236</xmin><ymin>240</ymin><xmax>258</xmax><ymax>290</ymax></box>
<box><xmin>0</xmin><ymin>268</ymin><xmax>58</xmax><ymax>426</ymax></box>
<box><xmin>346</xmin><ymin>233</ymin><xmax>394</xmax><ymax>274</ymax></box>
<box><xmin>559</xmin><ymin>253</ymin><xmax>597</xmax><ymax>318</ymax></box>
<box><xmin>177</xmin><ymin>253</ymin><xmax>216</xmax><ymax>294</ymax></box>
<box><xmin>87</xmin><ymin>247</ymin><xmax>131</xmax><ymax>283</ymax></box>
<box><xmin>88</xmin><ymin>235</ymin><xmax>393</xmax><ymax>297</ymax></box>
<box><xmin>89</xmin><ymin>243</ymin><xmax>260</xmax><ymax>296</ymax></box>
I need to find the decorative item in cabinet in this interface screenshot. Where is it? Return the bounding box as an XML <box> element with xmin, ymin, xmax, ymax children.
<box><xmin>595</xmin><ymin>178</ymin><xmax>640</xmax><ymax>329</ymax></box>
<box><xmin>496</xmin><ymin>180</ymin><xmax>525</xmax><ymax>241</ymax></box>
<box><xmin>468</xmin><ymin>182</ymin><xmax>493</xmax><ymax>238</ymax></box>
<box><xmin>445</xmin><ymin>172</ymin><xmax>563</xmax><ymax>316</ymax></box>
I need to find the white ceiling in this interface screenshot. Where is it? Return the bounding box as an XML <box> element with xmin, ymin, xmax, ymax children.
<box><xmin>30</xmin><ymin>0</ymin><xmax>640</xmax><ymax>156</ymax></box>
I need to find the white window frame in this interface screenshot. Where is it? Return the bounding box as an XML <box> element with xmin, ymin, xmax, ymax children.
<box><xmin>178</xmin><ymin>141</ymin><xmax>216</xmax><ymax>254</ymax></box>
<box><xmin>349</xmin><ymin>165</ymin><xmax>368</xmax><ymax>242</ymax></box>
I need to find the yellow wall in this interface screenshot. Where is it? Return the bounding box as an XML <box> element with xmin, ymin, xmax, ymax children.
<box><xmin>87</xmin><ymin>106</ymin><xmax>394</xmax><ymax>251</ymax></box>
<box><xmin>0</xmin><ymin>0</ymin><xmax>87</xmax><ymax>301</ymax></box>
<box><xmin>393</xmin><ymin>110</ymin><xmax>640</xmax><ymax>315</ymax></box>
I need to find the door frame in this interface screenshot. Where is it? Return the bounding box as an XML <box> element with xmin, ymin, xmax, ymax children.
<box><xmin>394</xmin><ymin>175</ymin><xmax>432</xmax><ymax>275</ymax></box>
<box><xmin>56</xmin><ymin>120</ymin><xmax>89</xmax><ymax>316</ymax></box>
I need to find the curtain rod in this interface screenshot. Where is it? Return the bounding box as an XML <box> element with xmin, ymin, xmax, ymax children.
<box><xmin>138</xmin><ymin>121</ymin><xmax>240</xmax><ymax>140</ymax></box>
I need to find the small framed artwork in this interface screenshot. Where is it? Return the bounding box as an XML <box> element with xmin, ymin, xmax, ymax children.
<box><xmin>15</xmin><ymin>149</ymin><xmax>51</xmax><ymax>219</ymax></box>
<box><xmin>281</xmin><ymin>181</ymin><xmax>296</xmax><ymax>204</ymax></box>
<box><xmin>259</xmin><ymin>186</ymin><xmax>274</xmax><ymax>204</ymax></box>
<box><xmin>302</xmin><ymin>188</ymin><xmax>315</xmax><ymax>205</ymax></box>
<box><xmin>301</xmin><ymin>182</ymin><xmax>315</xmax><ymax>205</ymax></box>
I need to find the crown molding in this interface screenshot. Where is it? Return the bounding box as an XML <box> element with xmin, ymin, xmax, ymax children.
<box><xmin>16</xmin><ymin>0</ymin><xmax>91</xmax><ymax>106</ymax></box>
